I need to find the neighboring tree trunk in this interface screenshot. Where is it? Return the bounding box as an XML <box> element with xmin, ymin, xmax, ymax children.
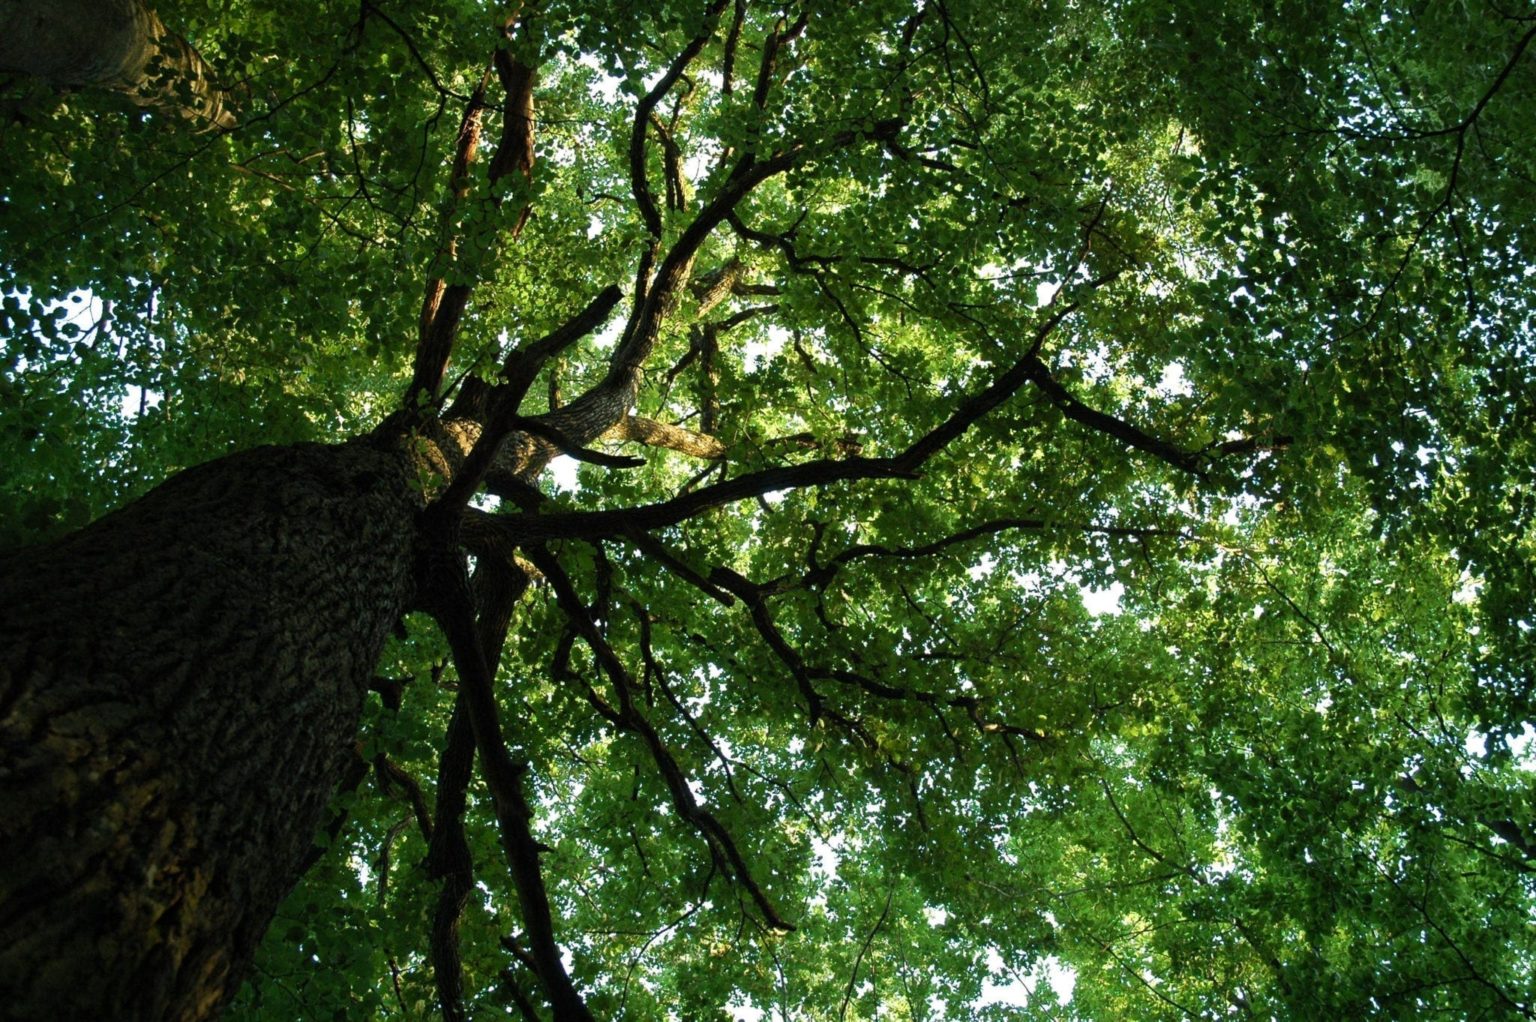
<box><xmin>0</xmin><ymin>421</ymin><xmax>457</xmax><ymax>1020</ymax></box>
<box><xmin>0</xmin><ymin>0</ymin><xmax>236</xmax><ymax>128</ymax></box>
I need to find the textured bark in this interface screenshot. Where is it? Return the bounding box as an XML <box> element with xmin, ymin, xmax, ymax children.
<box><xmin>602</xmin><ymin>414</ymin><xmax>726</xmax><ymax>459</ymax></box>
<box><xmin>0</xmin><ymin>0</ymin><xmax>235</xmax><ymax>128</ymax></box>
<box><xmin>0</xmin><ymin>421</ymin><xmax>465</xmax><ymax>1020</ymax></box>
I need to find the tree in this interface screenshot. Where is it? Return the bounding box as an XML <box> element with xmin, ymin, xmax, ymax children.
<box><xmin>0</xmin><ymin>0</ymin><xmax>236</xmax><ymax>128</ymax></box>
<box><xmin>2</xmin><ymin>1</ymin><xmax>1533</xmax><ymax>1019</ymax></box>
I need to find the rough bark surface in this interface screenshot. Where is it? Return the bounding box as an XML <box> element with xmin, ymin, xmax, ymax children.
<box><xmin>0</xmin><ymin>428</ymin><xmax>435</xmax><ymax>1020</ymax></box>
<box><xmin>602</xmin><ymin>414</ymin><xmax>726</xmax><ymax>459</ymax></box>
<box><xmin>0</xmin><ymin>0</ymin><xmax>235</xmax><ymax>127</ymax></box>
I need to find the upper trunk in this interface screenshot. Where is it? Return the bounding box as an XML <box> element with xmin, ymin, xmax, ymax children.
<box><xmin>0</xmin><ymin>421</ymin><xmax>460</xmax><ymax>1020</ymax></box>
<box><xmin>0</xmin><ymin>0</ymin><xmax>236</xmax><ymax>128</ymax></box>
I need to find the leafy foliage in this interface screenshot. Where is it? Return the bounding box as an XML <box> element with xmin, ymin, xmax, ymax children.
<box><xmin>4</xmin><ymin>0</ymin><xmax>1535</xmax><ymax>1017</ymax></box>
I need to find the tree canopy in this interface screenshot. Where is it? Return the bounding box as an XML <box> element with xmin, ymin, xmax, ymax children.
<box><xmin>3</xmin><ymin>0</ymin><xmax>1535</xmax><ymax>1018</ymax></box>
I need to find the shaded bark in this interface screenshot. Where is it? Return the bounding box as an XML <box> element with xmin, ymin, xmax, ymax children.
<box><xmin>0</xmin><ymin>420</ymin><xmax>469</xmax><ymax>1020</ymax></box>
<box><xmin>0</xmin><ymin>0</ymin><xmax>236</xmax><ymax>128</ymax></box>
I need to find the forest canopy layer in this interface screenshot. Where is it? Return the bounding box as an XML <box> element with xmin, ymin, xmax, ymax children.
<box><xmin>2</xmin><ymin>1</ymin><xmax>1534</xmax><ymax>1019</ymax></box>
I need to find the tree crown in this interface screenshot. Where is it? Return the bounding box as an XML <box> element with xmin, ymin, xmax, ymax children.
<box><xmin>4</xmin><ymin>0</ymin><xmax>1534</xmax><ymax>1017</ymax></box>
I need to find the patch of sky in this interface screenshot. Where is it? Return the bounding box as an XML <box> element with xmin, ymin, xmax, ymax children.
<box><xmin>1452</xmin><ymin>572</ymin><xmax>1481</xmax><ymax>606</ymax></box>
<box><xmin>1005</xmin><ymin>558</ymin><xmax>1126</xmax><ymax>615</ymax></box>
<box><xmin>547</xmin><ymin>454</ymin><xmax>579</xmax><ymax>491</ymax></box>
<box><xmin>591</xmin><ymin>315</ymin><xmax>624</xmax><ymax>351</ymax></box>
<box><xmin>743</xmin><ymin>324</ymin><xmax>789</xmax><ymax>371</ymax></box>
<box><xmin>1054</xmin><ymin>342</ymin><xmax>1114</xmax><ymax>384</ymax></box>
<box><xmin>981</xmin><ymin>947</ymin><xmax>1077</xmax><ymax>1010</ymax></box>
<box><xmin>1156</xmin><ymin>361</ymin><xmax>1193</xmax><ymax>398</ymax></box>
<box><xmin>1511</xmin><ymin>723</ymin><xmax>1536</xmax><ymax>768</ymax></box>
<box><xmin>6</xmin><ymin>288</ymin><xmax>168</xmax><ymax>419</ymax></box>
<box><xmin>1081</xmin><ymin>580</ymin><xmax>1124</xmax><ymax>616</ymax></box>
<box><xmin>122</xmin><ymin>384</ymin><xmax>164</xmax><ymax>419</ymax></box>
<box><xmin>1462</xmin><ymin>722</ymin><xmax>1536</xmax><ymax>773</ymax></box>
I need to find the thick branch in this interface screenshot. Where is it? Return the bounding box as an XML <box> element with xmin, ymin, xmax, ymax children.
<box><xmin>489</xmin><ymin>46</ymin><xmax>536</xmax><ymax>192</ymax></box>
<box><xmin>1020</xmin><ymin>354</ymin><xmax>1202</xmax><ymax>476</ymax></box>
<box><xmin>499</xmin><ymin>285</ymin><xmax>624</xmax><ymax>409</ymax></box>
<box><xmin>374</xmin><ymin>755</ymin><xmax>434</xmax><ymax>842</ymax></box>
<box><xmin>491</xmin><ymin>455</ymin><xmax>916</xmax><ymax>543</ymax></box>
<box><xmin>421</xmin><ymin>543</ymin><xmax>594</xmax><ymax>1022</ymax></box>
<box><xmin>409</xmin><ymin>37</ymin><xmax>538</xmax><ymax>405</ymax></box>
<box><xmin>540</xmin><ymin>118</ymin><xmax>902</xmax><ymax>466</ymax></box>
<box><xmin>601</xmin><ymin>415</ymin><xmax>726</xmax><ymax>460</ymax></box>
<box><xmin>481</xmin><ymin>277</ymin><xmax>1226</xmax><ymax>546</ymax></box>
<box><xmin>426</xmin><ymin>697</ymin><xmax>476</xmax><ymax>1022</ymax></box>
<box><xmin>413</xmin><ymin>76</ymin><xmax>493</xmax><ymax>403</ymax></box>
<box><xmin>424</xmin><ymin>554</ymin><xmax>530</xmax><ymax>1022</ymax></box>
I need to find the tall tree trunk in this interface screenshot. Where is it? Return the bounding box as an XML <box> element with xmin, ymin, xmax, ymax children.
<box><xmin>0</xmin><ymin>0</ymin><xmax>236</xmax><ymax>128</ymax></box>
<box><xmin>0</xmin><ymin>422</ymin><xmax>451</xmax><ymax>1020</ymax></box>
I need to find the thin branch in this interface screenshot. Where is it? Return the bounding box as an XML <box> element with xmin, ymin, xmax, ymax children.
<box><xmin>359</xmin><ymin>1</ymin><xmax>473</xmax><ymax>101</ymax></box>
<box><xmin>630</xmin><ymin>0</ymin><xmax>731</xmax><ymax>238</ymax></box>
<box><xmin>1371</xmin><ymin>858</ymin><xmax>1532</xmax><ymax>1016</ymax></box>
<box><xmin>827</xmin><ymin>517</ymin><xmax>1190</xmax><ymax>573</ymax></box>
<box><xmin>526</xmin><ymin>545</ymin><xmax>796</xmax><ymax>931</ymax></box>
<box><xmin>618</xmin><ymin>530</ymin><xmax>736</xmax><ymax>605</ymax></box>
<box><xmin>839</xmin><ymin>888</ymin><xmax>895</xmax><ymax>1022</ymax></box>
